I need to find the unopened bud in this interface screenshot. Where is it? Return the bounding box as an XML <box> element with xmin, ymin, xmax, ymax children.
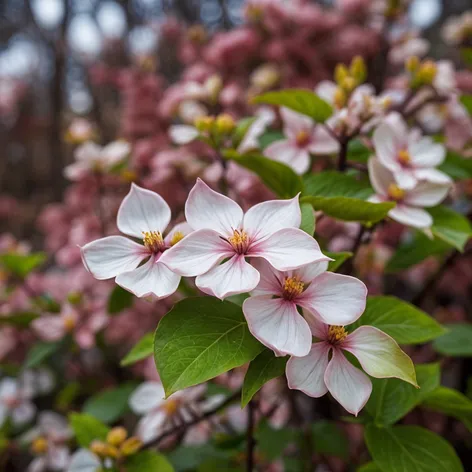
<box><xmin>67</xmin><ymin>292</ymin><xmax>82</xmax><ymax>305</ymax></box>
<box><xmin>215</xmin><ymin>114</ymin><xmax>236</xmax><ymax>134</ymax></box>
<box><xmin>334</xmin><ymin>87</ymin><xmax>347</xmax><ymax>109</ymax></box>
<box><xmin>120</xmin><ymin>437</ymin><xmax>143</xmax><ymax>456</ymax></box>
<box><xmin>205</xmin><ymin>75</ymin><xmax>223</xmax><ymax>103</ymax></box>
<box><xmin>405</xmin><ymin>56</ymin><xmax>420</xmax><ymax>73</ymax></box>
<box><xmin>251</xmin><ymin>64</ymin><xmax>280</xmax><ymax>90</ymax></box>
<box><xmin>417</xmin><ymin>60</ymin><xmax>437</xmax><ymax>85</ymax></box>
<box><xmin>107</xmin><ymin>427</ymin><xmax>128</xmax><ymax>447</ymax></box>
<box><xmin>350</xmin><ymin>56</ymin><xmax>366</xmax><ymax>83</ymax></box>
<box><xmin>90</xmin><ymin>441</ymin><xmax>109</xmax><ymax>458</ymax></box>
<box><xmin>341</xmin><ymin>76</ymin><xmax>356</xmax><ymax>93</ymax></box>
<box><xmin>335</xmin><ymin>64</ymin><xmax>349</xmax><ymax>85</ymax></box>
<box><xmin>194</xmin><ymin>115</ymin><xmax>214</xmax><ymax>133</ymax></box>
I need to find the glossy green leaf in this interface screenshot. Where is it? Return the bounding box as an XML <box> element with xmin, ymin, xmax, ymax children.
<box><xmin>0</xmin><ymin>252</ymin><xmax>46</xmax><ymax>278</ymax></box>
<box><xmin>252</xmin><ymin>89</ymin><xmax>333</xmax><ymax>123</ymax></box>
<box><xmin>168</xmin><ymin>445</ymin><xmax>229</xmax><ymax>472</ymax></box>
<box><xmin>303</xmin><ymin>171</ymin><xmax>373</xmax><ymax>199</ymax></box>
<box><xmin>325</xmin><ymin>251</ymin><xmax>353</xmax><ymax>272</ymax></box>
<box><xmin>24</xmin><ymin>341</ymin><xmax>62</xmax><ymax>369</ymax></box>
<box><xmin>233</xmin><ymin>117</ymin><xmax>257</xmax><ymax>148</ymax></box>
<box><xmin>154</xmin><ymin>298</ymin><xmax>264</xmax><ymax>397</ymax></box>
<box><xmin>357</xmin><ymin>463</ymin><xmax>382</xmax><ymax>472</ymax></box>
<box><xmin>460</xmin><ymin>94</ymin><xmax>472</xmax><ymax>115</ymax></box>
<box><xmin>348</xmin><ymin>296</ymin><xmax>446</xmax><ymax>345</ymax></box>
<box><xmin>438</xmin><ymin>151</ymin><xmax>472</xmax><ymax>180</ymax></box>
<box><xmin>121</xmin><ymin>332</ymin><xmax>154</xmax><ymax>366</ymax></box>
<box><xmin>433</xmin><ymin>324</ymin><xmax>472</xmax><ymax>357</ymax></box>
<box><xmin>126</xmin><ymin>451</ymin><xmax>174</xmax><ymax>472</ymax></box>
<box><xmin>347</xmin><ymin>139</ymin><xmax>371</xmax><ymax>164</ymax></box>
<box><xmin>428</xmin><ymin>205</ymin><xmax>472</xmax><ymax>251</ymax></box>
<box><xmin>69</xmin><ymin>413</ymin><xmax>109</xmax><ymax>448</ymax></box>
<box><xmin>241</xmin><ymin>349</ymin><xmax>287</xmax><ymax>407</ymax></box>
<box><xmin>0</xmin><ymin>312</ymin><xmax>40</xmax><ymax>328</ymax></box>
<box><xmin>258</xmin><ymin>130</ymin><xmax>284</xmax><ymax>149</ymax></box>
<box><xmin>300</xmin><ymin>202</ymin><xmax>315</xmax><ymax>236</ymax></box>
<box><xmin>365</xmin><ymin>424</ymin><xmax>463</xmax><ymax>472</ymax></box>
<box><xmin>312</xmin><ymin>421</ymin><xmax>349</xmax><ymax>459</ymax></box>
<box><xmin>107</xmin><ymin>285</ymin><xmax>134</xmax><ymax>314</ymax></box>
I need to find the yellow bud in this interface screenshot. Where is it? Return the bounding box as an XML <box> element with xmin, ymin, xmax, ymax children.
<box><xmin>215</xmin><ymin>114</ymin><xmax>236</xmax><ymax>134</ymax></box>
<box><xmin>107</xmin><ymin>427</ymin><xmax>128</xmax><ymax>447</ymax></box>
<box><xmin>334</xmin><ymin>87</ymin><xmax>347</xmax><ymax>109</ymax></box>
<box><xmin>31</xmin><ymin>437</ymin><xmax>48</xmax><ymax>455</ymax></box>
<box><xmin>206</xmin><ymin>75</ymin><xmax>223</xmax><ymax>103</ymax></box>
<box><xmin>350</xmin><ymin>56</ymin><xmax>367</xmax><ymax>83</ymax></box>
<box><xmin>67</xmin><ymin>292</ymin><xmax>82</xmax><ymax>305</ymax></box>
<box><xmin>335</xmin><ymin>64</ymin><xmax>349</xmax><ymax>85</ymax></box>
<box><xmin>120</xmin><ymin>437</ymin><xmax>143</xmax><ymax>456</ymax></box>
<box><xmin>405</xmin><ymin>56</ymin><xmax>420</xmax><ymax>73</ymax></box>
<box><xmin>194</xmin><ymin>115</ymin><xmax>214</xmax><ymax>133</ymax></box>
<box><xmin>341</xmin><ymin>76</ymin><xmax>356</xmax><ymax>93</ymax></box>
<box><xmin>90</xmin><ymin>441</ymin><xmax>109</xmax><ymax>458</ymax></box>
<box><xmin>417</xmin><ymin>60</ymin><xmax>437</xmax><ymax>85</ymax></box>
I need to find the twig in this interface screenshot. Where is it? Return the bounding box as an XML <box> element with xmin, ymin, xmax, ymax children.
<box><xmin>337</xmin><ymin>138</ymin><xmax>349</xmax><ymax>172</ymax></box>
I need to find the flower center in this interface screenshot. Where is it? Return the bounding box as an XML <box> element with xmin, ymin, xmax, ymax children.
<box><xmin>387</xmin><ymin>183</ymin><xmax>406</xmax><ymax>201</ymax></box>
<box><xmin>228</xmin><ymin>229</ymin><xmax>249</xmax><ymax>254</ymax></box>
<box><xmin>296</xmin><ymin>130</ymin><xmax>310</xmax><ymax>147</ymax></box>
<box><xmin>63</xmin><ymin>314</ymin><xmax>76</xmax><ymax>332</ymax></box>
<box><xmin>282</xmin><ymin>277</ymin><xmax>304</xmax><ymax>300</ymax></box>
<box><xmin>31</xmin><ymin>437</ymin><xmax>49</xmax><ymax>455</ymax></box>
<box><xmin>397</xmin><ymin>149</ymin><xmax>411</xmax><ymax>166</ymax></box>
<box><xmin>162</xmin><ymin>398</ymin><xmax>179</xmax><ymax>416</ymax></box>
<box><xmin>170</xmin><ymin>231</ymin><xmax>184</xmax><ymax>246</ymax></box>
<box><xmin>143</xmin><ymin>231</ymin><xmax>165</xmax><ymax>253</ymax></box>
<box><xmin>327</xmin><ymin>325</ymin><xmax>348</xmax><ymax>345</ymax></box>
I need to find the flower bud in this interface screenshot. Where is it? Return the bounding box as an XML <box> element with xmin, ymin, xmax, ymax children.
<box><xmin>107</xmin><ymin>427</ymin><xmax>128</xmax><ymax>447</ymax></box>
<box><xmin>416</xmin><ymin>60</ymin><xmax>437</xmax><ymax>85</ymax></box>
<box><xmin>120</xmin><ymin>437</ymin><xmax>143</xmax><ymax>456</ymax></box>
<box><xmin>90</xmin><ymin>441</ymin><xmax>109</xmax><ymax>458</ymax></box>
<box><xmin>335</xmin><ymin>64</ymin><xmax>349</xmax><ymax>85</ymax></box>
<box><xmin>215</xmin><ymin>114</ymin><xmax>236</xmax><ymax>135</ymax></box>
<box><xmin>250</xmin><ymin>64</ymin><xmax>280</xmax><ymax>90</ymax></box>
<box><xmin>405</xmin><ymin>56</ymin><xmax>420</xmax><ymax>73</ymax></box>
<box><xmin>206</xmin><ymin>75</ymin><xmax>223</xmax><ymax>103</ymax></box>
<box><xmin>67</xmin><ymin>292</ymin><xmax>82</xmax><ymax>305</ymax></box>
<box><xmin>334</xmin><ymin>87</ymin><xmax>347</xmax><ymax>109</ymax></box>
<box><xmin>350</xmin><ymin>56</ymin><xmax>367</xmax><ymax>83</ymax></box>
<box><xmin>194</xmin><ymin>116</ymin><xmax>214</xmax><ymax>133</ymax></box>
<box><xmin>341</xmin><ymin>76</ymin><xmax>356</xmax><ymax>93</ymax></box>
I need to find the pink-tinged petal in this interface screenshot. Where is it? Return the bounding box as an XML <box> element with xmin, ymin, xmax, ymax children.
<box><xmin>324</xmin><ymin>349</ymin><xmax>372</xmax><ymax>416</ymax></box>
<box><xmin>185</xmin><ymin>179</ymin><xmax>243</xmax><ymax>236</ymax></box>
<box><xmin>81</xmin><ymin>236</ymin><xmax>148</xmax><ymax>280</ymax></box>
<box><xmin>404</xmin><ymin>181</ymin><xmax>451</xmax><ymax>207</ymax></box>
<box><xmin>373</xmin><ymin>123</ymin><xmax>400</xmax><ymax>172</ymax></box>
<box><xmin>408</xmin><ymin>137</ymin><xmax>445</xmax><ymax>167</ymax></box>
<box><xmin>159</xmin><ymin>229</ymin><xmax>233</xmax><ymax>277</ymax></box>
<box><xmin>117</xmin><ymin>183</ymin><xmax>171</xmax><ymax>238</ymax></box>
<box><xmin>243</xmin><ymin>195</ymin><xmax>301</xmax><ymax>242</ymax></box>
<box><xmin>413</xmin><ymin>168</ymin><xmax>452</xmax><ymax>186</ymax></box>
<box><xmin>250</xmin><ymin>259</ymin><xmax>284</xmax><ymax>297</ymax></box>
<box><xmin>384</xmin><ymin>112</ymin><xmax>409</xmax><ymax>139</ymax></box>
<box><xmin>280</xmin><ymin>107</ymin><xmax>313</xmax><ymax>139</ymax></box>
<box><xmin>164</xmin><ymin>222</ymin><xmax>193</xmax><ymax>245</ymax></box>
<box><xmin>304</xmin><ymin>313</ymin><xmax>329</xmax><ymax>340</ymax></box>
<box><xmin>298</xmin><ymin>272</ymin><xmax>367</xmax><ymax>325</ymax></box>
<box><xmin>196</xmin><ymin>255</ymin><xmax>260</xmax><ymax>299</ymax></box>
<box><xmin>169</xmin><ymin>125</ymin><xmax>199</xmax><ymax>144</ymax></box>
<box><xmin>265</xmin><ymin>140</ymin><xmax>310</xmax><ymax>175</ymax></box>
<box><xmin>286</xmin><ymin>342</ymin><xmax>330</xmax><ymax>397</ymax></box>
<box><xmin>136</xmin><ymin>410</ymin><xmax>167</xmax><ymax>442</ymax></box>
<box><xmin>11</xmin><ymin>401</ymin><xmax>36</xmax><ymax>426</ymax></box>
<box><xmin>129</xmin><ymin>382</ymin><xmax>165</xmax><ymax>415</ymax></box>
<box><xmin>64</xmin><ymin>162</ymin><xmax>89</xmax><ymax>181</ymax></box>
<box><xmin>368</xmin><ymin>158</ymin><xmax>394</xmax><ymax>197</ymax></box>
<box><xmin>343</xmin><ymin>326</ymin><xmax>418</xmax><ymax>386</ymax></box>
<box><xmin>32</xmin><ymin>317</ymin><xmax>65</xmax><ymax>341</ymax></box>
<box><xmin>388</xmin><ymin>205</ymin><xmax>432</xmax><ymax>228</ymax></box>
<box><xmin>250</xmin><ymin>228</ymin><xmax>329</xmax><ymax>271</ymax></box>
<box><xmin>293</xmin><ymin>260</ymin><xmax>329</xmax><ymax>283</ymax></box>
<box><xmin>315</xmin><ymin>81</ymin><xmax>337</xmax><ymax>105</ymax></box>
<box><xmin>243</xmin><ymin>296</ymin><xmax>312</xmax><ymax>357</ymax></box>
<box><xmin>74</xmin><ymin>142</ymin><xmax>102</xmax><ymax>162</ymax></box>
<box><xmin>393</xmin><ymin>169</ymin><xmax>418</xmax><ymax>190</ymax></box>
<box><xmin>67</xmin><ymin>449</ymin><xmax>101</xmax><ymax>472</ymax></box>
<box><xmin>101</xmin><ymin>141</ymin><xmax>130</xmax><ymax>166</ymax></box>
<box><xmin>307</xmin><ymin>127</ymin><xmax>340</xmax><ymax>155</ymax></box>
<box><xmin>27</xmin><ymin>457</ymin><xmax>45</xmax><ymax>472</ymax></box>
<box><xmin>48</xmin><ymin>445</ymin><xmax>70</xmax><ymax>470</ymax></box>
<box><xmin>116</xmin><ymin>257</ymin><xmax>180</xmax><ymax>299</ymax></box>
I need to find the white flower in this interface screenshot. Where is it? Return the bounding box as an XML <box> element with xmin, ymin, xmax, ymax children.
<box><xmin>0</xmin><ymin>378</ymin><xmax>36</xmax><ymax>428</ymax></box>
<box><xmin>238</xmin><ymin>107</ymin><xmax>275</xmax><ymax>153</ymax></box>
<box><xmin>67</xmin><ymin>449</ymin><xmax>101</xmax><ymax>472</ymax></box>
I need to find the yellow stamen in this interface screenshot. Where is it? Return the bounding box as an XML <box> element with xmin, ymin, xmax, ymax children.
<box><xmin>163</xmin><ymin>398</ymin><xmax>179</xmax><ymax>416</ymax></box>
<box><xmin>31</xmin><ymin>437</ymin><xmax>48</xmax><ymax>455</ymax></box>
<box><xmin>327</xmin><ymin>325</ymin><xmax>348</xmax><ymax>344</ymax></box>
<box><xmin>228</xmin><ymin>229</ymin><xmax>249</xmax><ymax>254</ymax></box>
<box><xmin>170</xmin><ymin>231</ymin><xmax>185</xmax><ymax>246</ymax></box>
<box><xmin>282</xmin><ymin>277</ymin><xmax>305</xmax><ymax>300</ymax></box>
<box><xmin>295</xmin><ymin>130</ymin><xmax>310</xmax><ymax>147</ymax></box>
<box><xmin>63</xmin><ymin>314</ymin><xmax>76</xmax><ymax>332</ymax></box>
<box><xmin>397</xmin><ymin>149</ymin><xmax>411</xmax><ymax>166</ymax></box>
<box><xmin>143</xmin><ymin>231</ymin><xmax>165</xmax><ymax>253</ymax></box>
<box><xmin>387</xmin><ymin>183</ymin><xmax>406</xmax><ymax>201</ymax></box>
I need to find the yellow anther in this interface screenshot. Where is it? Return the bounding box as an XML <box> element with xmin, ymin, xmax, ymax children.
<box><xmin>397</xmin><ymin>149</ymin><xmax>411</xmax><ymax>166</ymax></box>
<box><xmin>120</xmin><ymin>437</ymin><xmax>143</xmax><ymax>456</ymax></box>
<box><xmin>107</xmin><ymin>427</ymin><xmax>128</xmax><ymax>447</ymax></box>
<box><xmin>31</xmin><ymin>437</ymin><xmax>48</xmax><ymax>455</ymax></box>
<box><xmin>194</xmin><ymin>115</ymin><xmax>215</xmax><ymax>133</ymax></box>
<box><xmin>163</xmin><ymin>398</ymin><xmax>179</xmax><ymax>416</ymax></box>
<box><xmin>215</xmin><ymin>113</ymin><xmax>236</xmax><ymax>134</ymax></box>
<box><xmin>327</xmin><ymin>325</ymin><xmax>348</xmax><ymax>344</ymax></box>
<box><xmin>63</xmin><ymin>314</ymin><xmax>76</xmax><ymax>332</ymax></box>
<box><xmin>187</xmin><ymin>25</ymin><xmax>207</xmax><ymax>44</ymax></box>
<box><xmin>387</xmin><ymin>183</ymin><xmax>406</xmax><ymax>201</ymax></box>
<box><xmin>405</xmin><ymin>56</ymin><xmax>420</xmax><ymax>74</ymax></box>
<box><xmin>228</xmin><ymin>229</ymin><xmax>249</xmax><ymax>254</ymax></box>
<box><xmin>170</xmin><ymin>231</ymin><xmax>185</xmax><ymax>246</ymax></box>
<box><xmin>282</xmin><ymin>277</ymin><xmax>305</xmax><ymax>300</ymax></box>
<box><xmin>142</xmin><ymin>231</ymin><xmax>165</xmax><ymax>253</ymax></box>
<box><xmin>295</xmin><ymin>130</ymin><xmax>311</xmax><ymax>147</ymax></box>
<box><xmin>121</xmin><ymin>169</ymin><xmax>137</xmax><ymax>183</ymax></box>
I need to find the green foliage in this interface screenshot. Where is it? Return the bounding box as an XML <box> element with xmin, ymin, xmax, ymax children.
<box><xmin>460</xmin><ymin>94</ymin><xmax>472</xmax><ymax>115</ymax></box>
<box><xmin>347</xmin><ymin>139</ymin><xmax>371</xmax><ymax>163</ymax></box>
<box><xmin>366</xmin><ymin>363</ymin><xmax>440</xmax><ymax>426</ymax></box>
<box><xmin>169</xmin><ymin>445</ymin><xmax>230</xmax><ymax>472</ymax></box>
<box><xmin>349</xmin><ymin>296</ymin><xmax>446</xmax><ymax>345</ymax></box>
<box><xmin>83</xmin><ymin>383</ymin><xmax>136</xmax><ymax>424</ymax></box>
<box><xmin>365</xmin><ymin>424</ymin><xmax>464</xmax><ymax>472</ymax></box>
<box><xmin>0</xmin><ymin>252</ymin><xmax>46</xmax><ymax>278</ymax></box>
<box><xmin>0</xmin><ymin>312</ymin><xmax>40</xmax><ymax>328</ymax></box>
<box><xmin>232</xmin><ymin>117</ymin><xmax>257</xmax><ymax>148</ymax></box>
<box><xmin>241</xmin><ymin>349</ymin><xmax>287</xmax><ymax>407</ymax></box>
<box><xmin>256</xmin><ymin>421</ymin><xmax>295</xmax><ymax>461</ymax></box>
<box><xmin>121</xmin><ymin>332</ymin><xmax>154</xmax><ymax>366</ymax></box>
<box><xmin>154</xmin><ymin>298</ymin><xmax>264</xmax><ymax>397</ymax></box>
<box><xmin>24</xmin><ymin>341</ymin><xmax>62</xmax><ymax>369</ymax></box>
<box><xmin>357</xmin><ymin>463</ymin><xmax>382</xmax><ymax>472</ymax></box>
<box><xmin>439</xmin><ymin>151</ymin><xmax>472</xmax><ymax>180</ymax></box>
<box><xmin>433</xmin><ymin>324</ymin><xmax>472</xmax><ymax>357</ymax></box>
<box><xmin>325</xmin><ymin>251</ymin><xmax>353</xmax><ymax>272</ymax></box>
<box><xmin>312</xmin><ymin>421</ymin><xmax>349</xmax><ymax>459</ymax></box>
<box><xmin>252</xmin><ymin>89</ymin><xmax>333</xmax><ymax>123</ymax></box>
<box><xmin>303</xmin><ymin>171</ymin><xmax>372</xmax><ymax>199</ymax></box>
<box><xmin>300</xmin><ymin>202</ymin><xmax>315</xmax><ymax>236</ymax></box>
<box><xmin>107</xmin><ymin>285</ymin><xmax>134</xmax><ymax>314</ymax></box>
<box><xmin>258</xmin><ymin>130</ymin><xmax>284</xmax><ymax>149</ymax></box>
<box><xmin>428</xmin><ymin>205</ymin><xmax>472</xmax><ymax>251</ymax></box>
<box><xmin>125</xmin><ymin>451</ymin><xmax>174</xmax><ymax>472</ymax></box>
<box><xmin>69</xmin><ymin>413</ymin><xmax>109</xmax><ymax>448</ymax></box>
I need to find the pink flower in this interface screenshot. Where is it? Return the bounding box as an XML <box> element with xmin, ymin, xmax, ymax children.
<box><xmin>373</xmin><ymin>113</ymin><xmax>451</xmax><ymax>189</ymax></box>
<box><xmin>160</xmin><ymin>179</ymin><xmax>329</xmax><ymax>299</ymax></box>
<box><xmin>286</xmin><ymin>317</ymin><xmax>417</xmax><ymax>415</ymax></box>
<box><xmin>81</xmin><ymin>184</ymin><xmax>191</xmax><ymax>299</ymax></box>
<box><xmin>242</xmin><ymin>259</ymin><xmax>367</xmax><ymax>357</ymax></box>
<box><xmin>368</xmin><ymin>157</ymin><xmax>450</xmax><ymax>229</ymax></box>
<box><xmin>264</xmin><ymin>107</ymin><xmax>339</xmax><ymax>174</ymax></box>
<box><xmin>0</xmin><ymin>378</ymin><xmax>36</xmax><ymax>427</ymax></box>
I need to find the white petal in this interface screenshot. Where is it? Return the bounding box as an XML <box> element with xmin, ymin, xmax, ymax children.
<box><xmin>265</xmin><ymin>140</ymin><xmax>310</xmax><ymax>175</ymax></box>
<box><xmin>249</xmin><ymin>228</ymin><xmax>329</xmax><ymax>271</ymax></box>
<box><xmin>74</xmin><ymin>142</ymin><xmax>102</xmax><ymax>162</ymax></box>
<box><xmin>243</xmin><ymin>195</ymin><xmax>301</xmax><ymax>242</ymax></box>
<box><xmin>185</xmin><ymin>179</ymin><xmax>243</xmax><ymax>236</ymax></box>
<box><xmin>293</xmin><ymin>260</ymin><xmax>329</xmax><ymax>283</ymax></box>
<box><xmin>373</xmin><ymin>122</ymin><xmax>400</xmax><ymax>171</ymax></box>
<box><xmin>308</xmin><ymin>126</ymin><xmax>340</xmax><ymax>155</ymax></box>
<box><xmin>116</xmin><ymin>257</ymin><xmax>180</xmax><ymax>299</ymax></box>
<box><xmin>64</xmin><ymin>162</ymin><xmax>89</xmax><ymax>181</ymax></box>
<box><xmin>81</xmin><ymin>236</ymin><xmax>148</xmax><ymax>280</ymax></box>
<box><xmin>324</xmin><ymin>350</ymin><xmax>372</xmax><ymax>416</ymax></box>
<box><xmin>280</xmin><ymin>107</ymin><xmax>314</xmax><ymax>139</ymax></box>
<box><xmin>408</xmin><ymin>137</ymin><xmax>445</xmax><ymax>167</ymax></box>
<box><xmin>286</xmin><ymin>342</ymin><xmax>330</xmax><ymax>397</ymax></box>
<box><xmin>196</xmin><ymin>255</ymin><xmax>260</xmax><ymax>299</ymax></box>
<box><xmin>388</xmin><ymin>205</ymin><xmax>433</xmax><ymax>228</ymax></box>
<box><xmin>67</xmin><ymin>449</ymin><xmax>101</xmax><ymax>472</ymax></box>
<box><xmin>159</xmin><ymin>229</ymin><xmax>233</xmax><ymax>277</ymax></box>
<box><xmin>27</xmin><ymin>457</ymin><xmax>46</xmax><ymax>472</ymax></box>
<box><xmin>243</xmin><ymin>296</ymin><xmax>312</xmax><ymax>357</ymax></box>
<box><xmin>368</xmin><ymin>158</ymin><xmax>395</xmax><ymax>197</ymax></box>
<box><xmin>298</xmin><ymin>272</ymin><xmax>367</xmax><ymax>325</ymax></box>
<box><xmin>136</xmin><ymin>410</ymin><xmax>167</xmax><ymax>443</ymax></box>
<box><xmin>48</xmin><ymin>445</ymin><xmax>70</xmax><ymax>470</ymax></box>
<box><xmin>101</xmin><ymin>141</ymin><xmax>130</xmax><ymax>166</ymax></box>
<box><xmin>0</xmin><ymin>378</ymin><xmax>17</xmax><ymax>398</ymax></box>
<box><xmin>404</xmin><ymin>181</ymin><xmax>450</xmax><ymax>207</ymax></box>
<box><xmin>414</xmin><ymin>168</ymin><xmax>452</xmax><ymax>186</ymax></box>
<box><xmin>12</xmin><ymin>401</ymin><xmax>36</xmax><ymax>426</ymax></box>
<box><xmin>169</xmin><ymin>125</ymin><xmax>199</xmax><ymax>144</ymax></box>
<box><xmin>117</xmin><ymin>184</ymin><xmax>171</xmax><ymax>238</ymax></box>
<box><xmin>343</xmin><ymin>326</ymin><xmax>417</xmax><ymax>386</ymax></box>
<box><xmin>304</xmin><ymin>313</ymin><xmax>330</xmax><ymax>340</ymax></box>
<box><xmin>32</xmin><ymin>316</ymin><xmax>65</xmax><ymax>341</ymax></box>
<box><xmin>393</xmin><ymin>169</ymin><xmax>418</xmax><ymax>190</ymax></box>
<box><xmin>250</xmin><ymin>258</ymin><xmax>284</xmax><ymax>297</ymax></box>
<box><xmin>129</xmin><ymin>382</ymin><xmax>165</xmax><ymax>415</ymax></box>
<box><xmin>315</xmin><ymin>81</ymin><xmax>337</xmax><ymax>105</ymax></box>
<box><xmin>39</xmin><ymin>412</ymin><xmax>71</xmax><ymax>439</ymax></box>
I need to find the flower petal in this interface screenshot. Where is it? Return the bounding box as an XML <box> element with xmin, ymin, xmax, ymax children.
<box><xmin>75</xmin><ymin>142</ymin><xmax>102</xmax><ymax>162</ymax></box>
<box><xmin>136</xmin><ymin>410</ymin><xmax>167</xmax><ymax>442</ymax></box>
<box><xmin>249</xmin><ymin>228</ymin><xmax>329</xmax><ymax>271</ymax></box>
<box><xmin>11</xmin><ymin>401</ymin><xmax>36</xmax><ymax>426</ymax></box>
<box><xmin>129</xmin><ymin>382</ymin><xmax>165</xmax><ymax>415</ymax></box>
<box><xmin>368</xmin><ymin>157</ymin><xmax>394</xmax><ymax>197</ymax></box>
<box><xmin>264</xmin><ymin>140</ymin><xmax>310</xmax><ymax>174</ymax></box>
<box><xmin>280</xmin><ymin>107</ymin><xmax>313</xmax><ymax>139</ymax></box>
<box><xmin>67</xmin><ymin>449</ymin><xmax>100</xmax><ymax>472</ymax></box>
<box><xmin>164</xmin><ymin>222</ymin><xmax>193</xmax><ymax>245</ymax></box>
<box><xmin>304</xmin><ymin>314</ymin><xmax>329</xmax><ymax>340</ymax></box>
<box><xmin>250</xmin><ymin>258</ymin><xmax>284</xmax><ymax>297</ymax></box>
<box><xmin>185</xmin><ymin>178</ymin><xmax>243</xmax><ymax>236</ymax></box>
<box><xmin>293</xmin><ymin>260</ymin><xmax>329</xmax><ymax>283</ymax></box>
<box><xmin>286</xmin><ymin>342</ymin><xmax>330</xmax><ymax>397</ymax></box>
<box><xmin>159</xmin><ymin>229</ymin><xmax>234</xmax><ymax>277</ymax></box>
<box><xmin>196</xmin><ymin>255</ymin><xmax>260</xmax><ymax>299</ymax></box>
<box><xmin>308</xmin><ymin>126</ymin><xmax>340</xmax><ymax>155</ymax></box>
<box><xmin>404</xmin><ymin>181</ymin><xmax>450</xmax><ymax>207</ymax></box>
<box><xmin>169</xmin><ymin>125</ymin><xmax>199</xmax><ymax>144</ymax></box>
<box><xmin>315</xmin><ymin>81</ymin><xmax>337</xmax><ymax>104</ymax></box>
<box><xmin>101</xmin><ymin>141</ymin><xmax>130</xmax><ymax>166</ymax></box>
<box><xmin>388</xmin><ymin>205</ymin><xmax>433</xmax><ymax>228</ymax></box>
<box><xmin>243</xmin><ymin>296</ymin><xmax>312</xmax><ymax>357</ymax></box>
<box><xmin>414</xmin><ymin>168</ymin><xmax>452</xmax><ymax>186</ymax></box>
<box><xmin>81</xmin><ymin>236</ymin><xmax>148</xmax><ymax>280</ymax></box>
<box><xmin>373</xmin><ymin>122</ymin><xmax>399</xmax><ymax>171</ymax></box>
<box><xmin>32</xmin><ymin>316</ymin><xmax>65</xmax><ymax>341</ymax></box>
<box><xmin>243</xmin><ymin>195</ymin><xmax>301</xmax><ymax>242</ymax></box>
<box><xmin>343</xmin><ymin>326</ymin><xmax>417</xmax><ymax>386</ymax></box>
<box><xmin>324</xmin><ymin>350</ymin><xmax>372</xmax><ymax>416</ymax></box>
<box><xmin>297</xmin><ymin>272</ymin><xmax>367</xmax><ymax>325</ymax></box>
<box><xmin>116</xmin><ymin>257</ymin><xmax>180</xmax><ymax>299</ymax></box>
<box><xmin>117</xmin><ymin>183</ymin><xmax>171</xmax><ymax>238</ymax></box>
<box><xmin>408</xmin><ymin>137</ymin><xmax>445</xmax><ymax>167</ymax></box>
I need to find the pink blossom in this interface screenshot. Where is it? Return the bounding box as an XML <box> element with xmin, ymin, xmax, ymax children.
<box><xmin>0</xmin><ymin>378</ymin><xmax>36</xmax><ymax>427</ymax></box>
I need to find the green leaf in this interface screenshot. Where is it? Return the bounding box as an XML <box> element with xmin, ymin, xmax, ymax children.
<box><xmin>169</xmin><ymin>445</ymin><xmax>229</xmax><ymax>471</ymax></box>
<box><xmin>224</xmin><ymin>150</ymin><xmax>303</xmax><ymax>198</ymax></box>
<box><xmin>125</xmin><ymin>451</ymin><xmax>174</xmax><ymax>472</ymax></box>
<box><xmin>438</xmin><ymin>151</ymin><xmax>472</xmax><ymax>180</ymax></box>
<box><xmin>357</xmin><ymin>463</ymin><xmax>382</xmax><ymax>472</ymax></box>
<box><xmin>348</xmin><ymin>139</ymin><xmax>371</xmax><ymax>164</ymax></box>
<box><xmin>421</xmin><ymin>386</ymin><xmax>472</xmax><ymax>432</ymax></box>
<box><xmin>24</xmin><ymin>341</ymin><xmax>62</xmax><ymax>369</ymax></box>
<box><xmin>107</xmin><ymin>285</ymin><xmax>134</xmax><ymax>314</ymax></box>
<box><xmin>69</xmin><ymin>413</ymin><xmax>109</xmax><ymax>448</ymax></box>
<box><xmin>233</xmin><ymin>117</ymin><xmax>257</xmax><ymax>149</ymax></box>
<box><xmin>0</xmin><ymin>312</ymin><xmax>40</xmax><ymax>328</ymax></box>
<box><xmin>121</xmin><ymin>333</ymin><xmax>154</xmax><ymax>366</ymax></box>
<box><xmin>258</xmin><ymin>130</ymin><xmax>284</xmax><ymax>149</ymax></box>
<box><xmin>433</xmin><ymin>323</ymin><xmax>472</xmax><ymax>357</ymax></box>
<box><xmin>312</xmin><ymin>420</ymin><xmax>349</xmax><ymax>459</ymax></box>
<box><xmin>303</xmin><ymin>171</ymin><xmax>373</xmax><ymax>200</ymax></box>
<box><xmin>460</xmin><ymin>94</ymin><xmax>472</xmax><ymax>115</ymax></box>
<box><xmin>349</xmin><ymin>296</ymin><xmax>446</xmax><ymax>345</ymax></box>
<box><xmin>252</xmin><ymin>89</ymin><xmax>333</xmax><ymax>123</ymax></box>
<box><xmin>241</xmin><ymin>349</ymin><xmax>287</xmax><ymax>407</ymax></box>
<box><xmin>386</xmin><ymin>231</ymin><xmax>450</xmax><ymax>272</ymax></box>
<box><xmin>428</xmin><ymin>205</ymin><xmax>472</xmax><ymax>251</ymax></box>
<box><xmin>325</xmin><ymin>251</ymin><xmax>352</xmax><ymax>272</ymax></box>
<box><xmin>83</xmin><ymin>383</ymin><xmax>136</xmax><ymax>424</ymax></box>
<box><xmin>365</xmin><ymin>424</ymin><xmax>464</xmax><ymax>472</ymax></box>
<box><xmin>300</xmin><ymin>203</ymin><xmax>315</xmax><ymax>236</ymax></box>
<box><xmin>0</xmin><ymin>252</ymin><xmax>46</xmax><ymax>278</ymax></box>
<box><xmin>154</xmin><ymin>297</ymin><xmax>264</xmax><ymax>397</ymax></box>
<box><xmin>366</xmin><ymin>363</ymin><xmax>440</xmax><ymax>426</ymax></box>
<box><xmin>256</xmin><ymin>421</ymin><xmax>295</xmax><ymax>460</ymax></box>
